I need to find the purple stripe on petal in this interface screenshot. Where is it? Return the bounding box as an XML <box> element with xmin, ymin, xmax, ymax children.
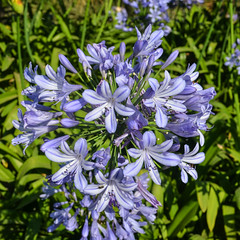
<box><xmin>82</xmin><ymin>90</ymin><xmax>106</xmax><ymax>105</ymax></box>
<box><xmin>74</xmin><ymin>138</ymin><xmax>88</xmax><ymax>156</ymax></box>
<box><xmin>127</xmin><ymin>148</ymin><xmax>142</xmax><ymax>158</ymax></box>
<box><xmin>45</xmin><ymin>148</ymin><xmax>76</xmax><ymax>162</ymax></box>
<box><xmin>84</xmin><ymin>184</ymin><xmax>106</xmax><ymax>195</ymax></box>
<box><xmin>74</xmin><ymin>170</ymin><xmax>88</xmax><ymax>192</ymax></box>
<box><xmin>143</xmin><ymin>131</ymin><xmax>156</xmax><ymax>148</ymax></box>
<box><xmin>113</xmin><ymin>86</ymin><xmax>130</xmax><ymax>102</ymax></box>
<box><xmin>35</xmin><ymin>75</ymin><xmax>58</xmax><ymax>90</ymax></box>
<box><xmin>155</xmin><ymin>107</ymin><xmax>168</xmax><ymax>128</ymax></box>
<box><xmin>41</xmin><ymin>135</ymin><xmax>69</xmax><ymax>152</ymax></box>
<box><xmin>123</xmin><ymin>158</ymin><xmax>143</xmax><ymax>177</ymax></box>
<box><xmin>105</xmin><ymin>107</ymin><xmax>117</xmax><ymax>133</ymax></box>
<box><xmin>115</xmin><ymin>103</ymin><xmax>135</xmax><ymax>116</ymax></box>
<box><xmin>161</xmin><ymin>50</ymin><xmax>179</xmax><ymax>69</ymax></box>
<box><xmin>85</xmin><ymin>104</ymin><xmax>107</xmax><ymax>121</ymax></box>
<box><xmin>113</xmin><ymin>185</ymin><xmax>133</xmax><ymax>210</ymax></box>
<box><xmin>100</xmin><ymin>81</ymin><xmax>112</xmax><ymax>99</ymax></box>
<box><xmin>59</xmin><ymin>54</ymin><xmax>78</xmax><ymax>73</ymax></box>
<box><xmin>183</xmin><ymin>152</ymin><xmax>205</xmax><ymax>164</ymax></box>
<box><xmin>150</xmin><ymin>152</ymin><xmax>180</xmax><ymax>166</ymax></box>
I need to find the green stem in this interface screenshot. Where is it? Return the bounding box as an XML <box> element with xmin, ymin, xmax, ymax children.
<box><xmin>17</xmin><ymin>15</ymin><xmax>25</xmax><ymax>90</ymax></box>
<box><xmin>196</xmin><ymin>0</ymin><xmax>224</xmax><ymax>70</ymax></box>
<box><xmin>217</xmin><ymin>25</ymin><xmax>230</xmax><ymax>90</ymax></box>
<box><xmin>81</xmin><ymin>0</ymin><xmax>91</xmax><ymax>50</ymax></box>
<box><xmin>229</xmin><ymin>0</ymin><xmax>234</xmax><ymax>54</ymax></box>
<box><xmin>96</xmin><ymin>0</ymin><xmax>113</xmax><ymax>42</ymax></box>
<box><xmin>24</xmin><ymin>0</ymin><xmax>34</xmax><ymax>63</ymax></box>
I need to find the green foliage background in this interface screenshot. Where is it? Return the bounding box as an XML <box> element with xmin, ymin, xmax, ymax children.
<box><xmin>0</xmin><ymin>0</ymin><xmax>240</xmax><ymax>239</ymax></box>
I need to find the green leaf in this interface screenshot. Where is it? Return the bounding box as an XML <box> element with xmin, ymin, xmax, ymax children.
<box><xmin>206</xmin><ymin>186</ymin><xmax>219</xmax><ymax>232</ymax></box>
<box><xmin>17</xmin><ymin>155</ymin><xmax>51</xmax><ymax>180</ymax></box>
<box><xmin>1</xmin><ymin>55</ymin><xmax>15</xmax><ymax>71</ymax></box>
<box><xmin>222</xmin><ymin>205</ymin><xmax>236</xmax><ymax>239</ymax></box>
<box><xmin>167</xmin><ymin>200</ymin><xmax>199</xmax><ymax>237</ymax></box>
<box><xmin>0</xmin><ymin>163</ymin><xmax>15</xmax><ymax>182</ymax></box>
<box><xmin>24</xmin><ymin>213</ymin><xmax>41</xmax><ymax>240</ymax></box>
<box><xmin>14</xmin><ymin>72</ymin><xmax>24</xmax><ymax>104</ymax></box>
<box><xmin>1</xmin><ymin>100</ymin><xmax>17</xmax><ymax>117</ymax></box>
<box><xmin>234</xmin><ymin>187</ymin><xmax>240</xmax><ymax>210</ymax></box>
<box><xmin>195</xmin><ymin>181</ymin><xmax>209</xmax><ymax>213</ymax></box>
<box><xmin>19</xmin><ymin>173</ymin><xmax>43</xmax><ymax>186</ymax></box>
<box><xmin>0</xmin><ymin>23</ymin><xmax>13</xmax><ymax>39</ymax></box>
<box><xmin>0</xmin><ymin>142</ymin><xmax>22</xmax><ymax>160</ymax></box>
<box><xmin>50</xmin><ymin>48</ymin><xmax>61</xmax><ymax>71</ymax></box>
<box><xmin>0</xmin><ymin>89</ymin><xmax>17</xmax><ymax>104</ymax></box>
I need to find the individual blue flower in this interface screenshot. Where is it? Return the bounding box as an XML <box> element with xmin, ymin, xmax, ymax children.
<box><xmin>85</xmin><ymin>41</ymin><xmax>115</xmax><ymax>76</ymax></box>
<box><xmin>44</xmin><ymin>138</ymin><xmax>94</xmax><ymax>191</ymax></box>
<box><xmin>133</xmin><ymin>24</ymin><xmax>164</xmax><ymax>57</ymax></box>
<box><xmin>135</xmin><ymin>173</ymin><xmax>162</xmax><ymax>208</ymax></box>
<box><xmin>12</xmin><ymin>105</ymin><xmax>60</xmax><ymax>153</ymax></box>
<box><xmin>124</xmin><ymin>131</ymin><xmax>180</xmax><ymax>185</ymax></box>
<box><xmin>84</xmin><ymin>169</ymin><xmax>137</xmax><ymax>212</ymax></box>
<box><xmin>34</xmin><ymin>65</ymin><xmax>82</xmax><ymax>104</ymax></box>
<box><xmin>83</xmin><ymin>80</ymin><xmax>135</xmax><ymax>133</ymax></box>
<box><xmin>178</xmin><ymin>143</ymin><xmax>205</xmax><ymax>183</ymax></box>
<box><xmin>144</xmin><ymin>71</ymin><xmax>186</xmax><ymax>128</ymax></box>
<box><xmin>92</xmin><ymin>147</ymin><xmax>111</xmax><ymax>169</ymax></box>
<box><xmin>22</xmin><ymin>62</ymin><xmax>42</xmax><ymax>101</ymax></box>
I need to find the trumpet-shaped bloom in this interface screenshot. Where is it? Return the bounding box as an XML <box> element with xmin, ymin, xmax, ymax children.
<box><xmin>144</xmin><ymin>71</ymin><xmax>186</xmax><ymax>128</ymax></box>
<box><xmin>34</xmin><ymin>65</ymin><xmax>82</xmax><ymax>104</ymax></box>
<box><xmin>45</xmin><ymin>138</ymin><xmax>93</xmax><ymax>191</ymax></box>
<box><xmin>124</xmin><ymin>131</ymin><xmax>180</xmax><ymax>185</ymax></box>
<box><xmin>84</xmin><ymin>169</ymin><xmax>137</xmax><ymax>212</ymax></box>
<box><xmin>83</xmin><ymin>80</ymin><xmax>135</xmax><ymax>133</ymax></box>
<box><xmin>178</xmin><ymin>143</ymin><xmax>205</xmax><ymax>183</ymax></box>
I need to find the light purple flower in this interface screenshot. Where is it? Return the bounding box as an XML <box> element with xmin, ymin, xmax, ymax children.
<box><xmin>83</xmin><ymin>80</ymin><xmax>135</xmax><ymax>133</ymax></box>
<box><xmin>84</xmin><ymin>169</ymin><xmax>137</xmax><ymax>212</ymax></box>
<box><xmin>45</xmin><ymin>138</ymin><xmax>94</xmax><ymax>191</ymax></box>
<box><xmin>178</xmin><ymin>143</ymin><xmax>205</xmax><ymax>183</ymax></box>
<box><xmin>34</xmin><ymin>65</ymin><xmax>82</xmax><ymax>104</ymax></box>
<box><xmin>144</xmin><ymin>71</ymin><xmax>186</xmax><ymax>128</ymax></box>
<box><xmin>124</xmin><ymin>131</ymin><xmax>180</xmax><ymax>185</ymax></box>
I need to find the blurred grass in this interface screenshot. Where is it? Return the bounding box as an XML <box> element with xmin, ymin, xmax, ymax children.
<box><xmin>0</xmin><ymin>0</ymin><xmax>240</xmax><ymax>239</ymax></box>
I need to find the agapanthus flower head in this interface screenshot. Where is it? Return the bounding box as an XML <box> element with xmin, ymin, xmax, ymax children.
<box><xmin>12</xmin><ymin>24</ymin><xmax>215</xmax><ymax>239</ymax></box>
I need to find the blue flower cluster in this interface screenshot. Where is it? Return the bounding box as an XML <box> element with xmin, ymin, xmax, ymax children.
<box><xmin>112</xmin><ymin>0</ymin><xmax>204</xmax><ymax>35</ymax></box>
<box><xmin>225</xmin><ymin>38</ymin><xmax>240</xmax><ymax>75</ymax></box>
<box><xmin>12</xmin><ymin>25</ymin><xmax>215</xmax><ymax>239</ymax></box>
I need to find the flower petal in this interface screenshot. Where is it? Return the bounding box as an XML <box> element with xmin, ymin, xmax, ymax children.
<box><xmin>105</xmin><ymin>107</ymin><xmax>117</xmax><ymax>133</ymax></box>
<box><xmin>183</xmin><ymin>152</ymin><xmax>205</xmax><ymax>164</ymax></box>
<box><xmin>35</xmin><ymin>75</ymin><xmax>58</xmax><ymax>90</ymax></box>
<box><xmin>113</xmin><ymin>86</ymin><xmax>130</xmax><ymax>102</ymax></box>
<box><xmin>83</xmin><ymin>89</ymin><xmax>106</xmax><ymax>105</ymax></box>
<box><xmin>85</xmin><ymin>104</ymin><xmax>107</xmax><ymax>121</ymax></box>
<box><xmin>45</xmin><ymin>148</ymin><xmax>76</xmax><ymax>162</ymax></box>
<box><xmin>143</xmin><ymin>131</ymin><xmax>156</xmax><ymax>148</ymax></box>
<box><xmin>127</xmin><ymin>148</ymin><xmax>142</xmax><ymax>159</ymax></box>
<box><xmin>51</xmin><ymin>161</ymin><xmax>78</xmax><ymax>182</ymax></box>
<box><xmin>74</xmin><ymin>138</ymin><xmax>88</xmax><ymax>157</ymax></box>
<box><xmin>115</xmin><ymin>103</ymin><xmax>135</xmax><ymax>116</ymax></box>
<box><xmin>181</xmin><ymin>168</ymin><xmax>188</xmax><ymax>183</ymax></box>
<box><xmin>74</xmin><ymin>170</ymin><xmax>88</xmax><ymax>192</ymax></box>
<box><xmin>84</xmin><ymin>184</ymin><xmax>106</xmax><ymax>195</ymax></box>
<box><xmin>150</xmin><ymin>139</ymin><xmax>173</xmax><ymax>153</ymax></box>
<box><xmin>123</xmin><ymin>158</ymin><xmax>143</xmax><ymax>177</ymax></box>
<box><xmin>155</xmin><ymin>107</ymin><xmax>168</xmax><ymax>128</ymax></box>
<box><xmin>148</xmin><ymin>78</ymin><xmax>160</xmax><ymax>92</ymax></box>
<box><xmin>149</xmin><ymin>152</ymin><xmax>180</xmax><ymax>166</ymax></box>
<box><xmin>100</xmin><ymin>81</ymin><xmax>112</xmax><ymax>99</ymax></box>
<box><xmin>113</xmin><ymin>185</ymin><xmax>134</xmax><ymax>210</ymax></box>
